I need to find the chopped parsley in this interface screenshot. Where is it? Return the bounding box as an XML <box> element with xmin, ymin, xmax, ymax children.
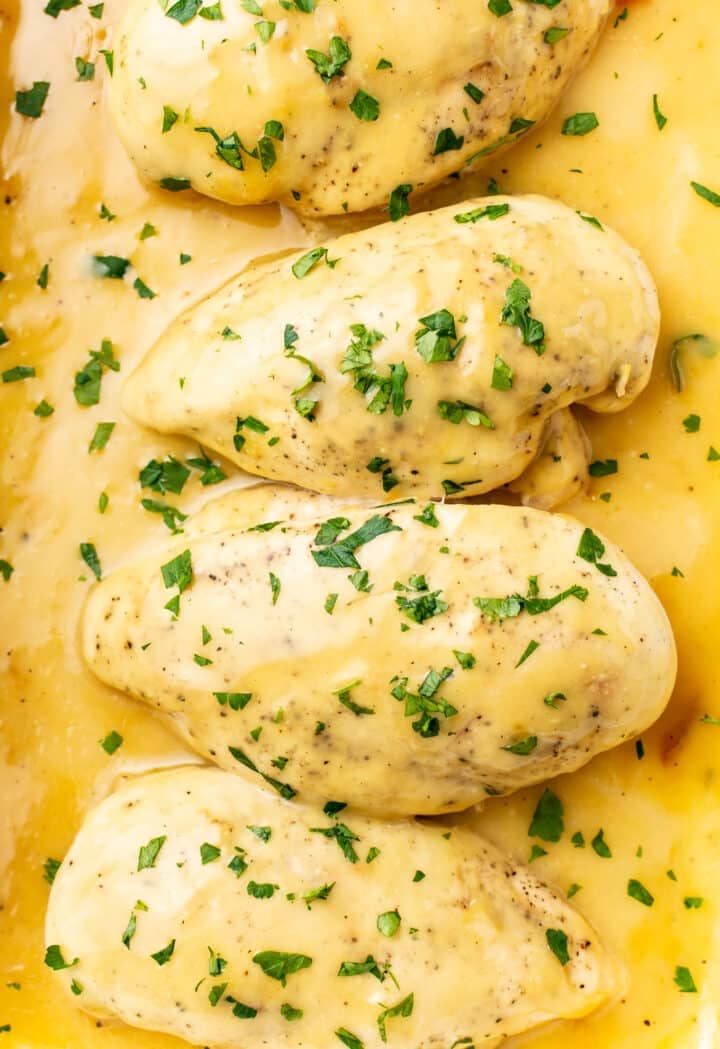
<box><xmin>214</xmin><ymin>691</ymin><xmax>252</xmax><ymax>711</ymax></box>
<box><xmin>576</xmin><ymin>527</ymin><xmax>617</xmax><ymax>577</ymax></box>
<box><xmin>529</xmin><ymin>788</ymin><xmax>564</xmax><ymax>843</ymax></box>
<box><xmin>92</xmin><ymin>254</ymin><xmax>129</xmax><ymax>279</ymax></box>
<box><xmin>140</xmin><ymin>456</ymin><xmax>190</xmax><ymax>494</ymax></box>
<box><xmin>247</xmin><ymin>881</ymin><xmax>278</xmax><ymax>899</ymax></box>
<box><xmin>15</xmin><ymin>81</ymin><xmax>50</xmax><ymax>118</ymax></box>
<box><xmin>415</xmin><ymin>309</ymin><xmax>465</xmax><ymax>363</ymax></box>
<box><xmin>233</xmin><ymin>414</ymin><xmax>269</xmax><ymax>450</ymax></box>
<box><xmin>413</xmin><ymin>503</ymin><xmax>439</xmax><ymax>528</ymax></box>
<box><xmin>280</xmin><ymin>1003</ymin><xmax>304</xmax><ymax>1021</ymax></box>
<box><xmin>73</xmin><ymin>339</ymin><xmax>119</xmax><ymax>406</ymax></box>
<box><xmin>340</xmin><ymin>324</ymin><xmax>408</xmax><ymax>416</ymax></box>
<box><xmin>674</xmin><ymin>966</ymin><xmax>698</xmax><ymax>993</ymax></box>
<box><xmin>79</xmin><ymin>542</ymin><xmax>101</xmax><ymax>581</ymax></box>
<box><xmin>88</xmin><ymin>421</ymin><xmax>115</xmax><ymax>452</ymax></box>
<box><xmin>684</xmin><ymin>897</ymin><xmax>704</xmax><ymax>910</ymax></box>
<box><xmin>454</xmin><ymin>202</ymin><xmax>509</xmax><ymax>224</ymax></box>
<box><xmin>336</xmin><ymin>1029</ymin><xmax>364</xmax><ymax>1049</ymax></box>
<box><xmin>545</xmin><ymin>26</ymin><xmax>569</xmax><ymax>44</ymax></box>
<box><xmin>226</xmin><ymin>996</ymin><xmax>257</xmax><ymax>1018</ymax></box>
<box><xmin>164</xmin><ymin>0</ymin><xmax>201</xmax><ymax>22</ymax></box>
<box><xmin>588</xmin><ymin>458</ymin><xmax>618</xmax><ymax>477</ymax></box>
<box><xmin>562</xmin><ymin>112</ymin><xmax>599</xmax><ymax>136</ymax></box>
<box><xmin>367</xmin><ymin>457</ymin><xmax>399</xmax><ymax>492</ymax></box>
<box><xmin>151</xmin><ymin>939</ymin><xmax>175</xmax><ymax>966</ymax></box>
<box><xmin>377</xmin><ymin>992</ymin><xmax>414</xmax><ymax>1043</ymax></box>
<box><xmin>500</xmin><ymin>279</ymin><xmax>545</xmax><ymax>354</ymax></box>
<box><xmin>200</xmin><ymin>843</ymin><xmax>221</xmax><ymax>864</ymax></box>
<box><xmin>349</xmin><ymin>89</ymin><xmax>380</xmax><ymax>121</ymax></box>
<box><xmin>394</xmin><ymin>576</ymin><xmax>448</xmax><ymax>624</ymax></box>
<box><xmin>438</xmin><ymin>400</ymin><xmax>494</xmax><ymax>429</ymax></box>
<box><xmin>44</xmin><ymin>945</ymin><xmax>78</xmax><ymax>971</ymax></box>
<box><xmin>691</xmin><ymin>181</ymin><xmax>720</xmax><ymax>208</ymax></box>
<box><xmin>247</xmin><ymin>824</ymin><xmax>271</xmax><ymax>842</ymax></box>
<box><xmin>284</xmin><ymin>336</ymin><xmax>325</xmax><ymax>420</ymax></box>
<box><xmin>43</xmin><ymin>857</ymin><xmax>62</xmax><ymax>884</ymax></box>
<box><xmin>134</xmin><ymin>277</ymin><xmax>156</xmax><ymax>299</ymax></box>
<box><xmin>453</xmin><ymin>650</ymin><xmax>475</xmax><ymax>670</ymax></box>
<box><xmin>2</xmin><ymin>366</ymin><xmax>35</xmax><ymax>383</ymax></box>
<box><xmin>252</xmin><ymin>951</ymin><xmax>312</xmax><ymax>986</ymax></box>
<box><xmin>545</xmin><ymin>929</ymin><xmax>570</xmax><ymax>965</ymax></box>
<box><xmin>464</xmin><ymin>82</ymin><xmax>485</xmax><ymax>103</ymax></box>
<box><xmin>306</xmin><ymin>36</ymin><xmax>351</xmax><ymax>81</ymax></box>
<box><xmin>377</xmin><ymin>910</ymin><xmax>401</xmax><ymax>937</ymax></box>
<box><xmin>137</xmin><ymin>835</ymin><xmax>166</xmax><ymax>871</ymax></box>
<box><xmin>291</xmin><ymin>246</ymin><xmax>336</xmax><ymax>279</ymax></box>
<box><xmin>334</xmin><ymin>680</ymin><xmax>375</xmax><ymax>717</ymax></box>
<box><xmin>44</xmin><ymin>0</ymin><xmax>79</xmax><ymax>14</ymax></box>
<box><xmin>515</xmin><ymin>639</ymin><xmax>539</xmax><ymax>667</ymax></box>
<box><xmin>311</xmin><ymin>514</ymin><xmax>401</xmax><ymax>570</ymax></box>
<box><xmin>502</xmin><ymin>735</ymin><xmax>538</xmax><ymax>756</ymax></box>
<box><xmin>338</xmin><ymin>955</ymin><xmax>384</xmax><ymax>980</ymax></box>
<box><xmin>627</xmin><ymin>879</ymin><xmax>654</xmax><ymax>907</ymax></box>
<box><xmin>391</xmin><ymin>666</ymin><xmax>456</xmax><ymax>738</ymax></box>
<box><xmin>388</xmin><ymin>184</ymin><xmax>412</xmax><ymax>221</ymax></box>
<box><xmin>75</xmin><ymin>57</ymin><xmax>94</xmax><ymax>81</ymax></box>
<box><xmin>653</xmin><ymin>94</ymin><xmax>667</xmax><ymax>131</ymax></box>
<box><xmin>591</xmin><ymin>829</ymin><xmax>612</xmax><ymax>858</ymax></box>
<box><xmin>310</xmin><ymin>821</ymin><xmax>360</xmax><ymax>863</ymax></box>
<box><xmin>100</xmin><ymin>730</ymin><xmax>123</xmax><ymax>755</ymax></box>
<box><xmin>474</xmin><ymin>575</ymin><xmax>588</xmax><ymax>621</ymax></box>
<box><xmin>433</xmin><ymin>127</ymin><xmax>464</xmax><ymax>155</ymax></box>
<box><xmin>228</xmin><ymin>745</ymin><xmax>297</xmax><ymax>799</ymax></box>
<box><xmin>161</xmin><ymin>549</ymin><xmax>193</xmax><ymax>613</ymax></box>
<box><xmin>158</xmin><ymin>177</ymin><xmax>190</xmax><ymax>192</ymax></box>
<box><xmin>491</xmin><ymin>355</ymin><xmax>513</xmax><ymax>390</ymax></box>
<box><xmin>141</xmin><ymin>499</ymin><xmax>187</xmax><ymax>534</ymax></box>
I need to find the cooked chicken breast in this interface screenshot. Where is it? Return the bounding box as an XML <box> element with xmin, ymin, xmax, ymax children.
<box><xmin>81</xmin><ymin>487</ymin><xmax>676</xmax><ymax>817</ymax></box>
<box><xmin>46</xmin><ymin>766</ymin><xmax>617</xmax><ymax>1048</ymax></box>
<box><xmin>508</xmin><ymin>408</ymin><xmax>591</xmax><ymax>511</ymax></box>
<box><xmin>122</xmin><ymin>196</ymin><xmax>659</xmax><ymax>507</ymax></box>
<box><xmin>109</xmin><ymin>0</ymin><xmax>612</xmax><ymax>215</ymax></box>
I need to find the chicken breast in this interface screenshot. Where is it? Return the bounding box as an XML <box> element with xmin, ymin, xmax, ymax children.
<box><xmin>45</xmin><ymin>766</ymin><xmax>617</xmax><ymax>1048</ymax></box>
<box><xmin>109</xmin><ymin>0</ymin><xmax>612</xmax><ymax>215</ymax></box>
<box><xmin>82</xmin><ymin>487</ymin><xmax>676</xmax><ymax>817</ymax></box>
<box><xmin>122</xmin><ymin>196</ymin><xmax>659</xmax><ymax>507</ymax></box>
<box><xmin>508</xmin><ymin>408</ymin><xmax>591</xmax><ymax>511</ymax></box>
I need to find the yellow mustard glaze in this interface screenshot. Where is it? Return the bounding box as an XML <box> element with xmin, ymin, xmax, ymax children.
<box><xmin>122</xmin><ymin>193</ymin><xmax>660</xmax><ymax>504</ymax></box>
<box><xmin>109</xmin><ymin>0</ymin><xmax>612</xmax><ymax>215</ymax></box>
<box><xmin>1</xmin><ymin>0</ymin><xmax>720</xmax><ymax>1047</ymax></box>
<box><xmin>80</xmin><ymin>490</ymin><xmax>676</xmax><ymax>817</ymax></box>
<box><xmin>45</xmin><ymin>766</ymin><xmax>617</xmax><ymax>1048</ymax></box>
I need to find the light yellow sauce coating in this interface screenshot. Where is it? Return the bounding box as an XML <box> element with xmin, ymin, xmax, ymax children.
<box><xmin>123</xmin><ymin>194</ymin><xmax>659</xmax><ymax>505</ymax></box>
<box><xmin>507</xmin><ymin>408</ymin><xmax>591</xmax><ymax>511</ymax></box>
<box><xmin>81</xmin><ymin>488</ymin><xmax>676</xmax><ymax>816</ymax></box>
<box><xmin>2</xmin><ymin>1</ymin><xmax>720</xmax><ymax>1047</ymax></box>
<box><xmin>110</xmin><ymin>0</ymin><xmax>612</xmax><ymax>215</ymax></box>
<box><xmin>46</xmin><ymin>766</ymin><xmax>615</xmax><ymax>1048</ymax></box>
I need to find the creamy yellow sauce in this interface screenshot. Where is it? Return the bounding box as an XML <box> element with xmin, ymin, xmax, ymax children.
<box><xmin>2</xmin><ymin>0</ymin><xmax>720</xmax><ymax>1047</ymax></box>
<box><xmin>108</xmin><ymin>0</ymin><xmax>611</xmax><ymax>215</ymax></box>
<box><xmin>45</xmin><ymin>766</ymin><xmax>616</xmax><ymax>1047</ymax></box>
<box><xmin>120</xmin><ymin>193</ymin><xmax>660</xmax><ymax>505</ymax></box>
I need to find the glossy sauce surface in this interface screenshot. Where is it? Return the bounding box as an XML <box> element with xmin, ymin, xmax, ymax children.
<box><xmin>2</xmin><ymin>1</ymin><xmax>720</xmax><ymax>1047</ymax></box>
<box><xmin>109</xmin><ymin>0</ymin><xmax>611</xmax><ymax>214</ymax></box>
